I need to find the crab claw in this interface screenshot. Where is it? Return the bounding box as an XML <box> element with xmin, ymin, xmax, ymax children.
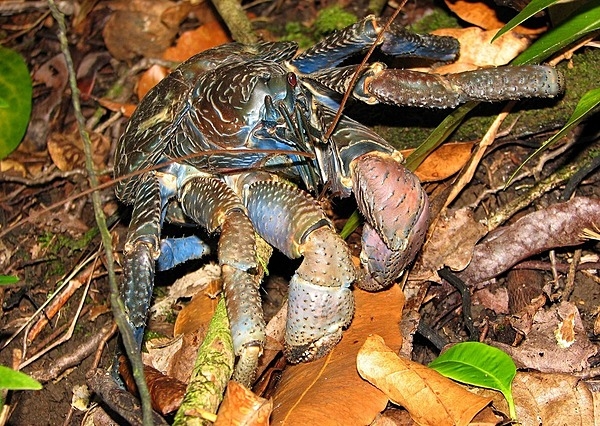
<box><xmin>351</xmin><ymin>152</ymin><xmax>429</xmax><ymax>290</ymax></box>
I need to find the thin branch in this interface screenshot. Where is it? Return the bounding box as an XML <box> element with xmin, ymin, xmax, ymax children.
<box><xmin>46</xmin><ymin>1</ymin><xmax>153</xmax><ymax>424</ymax></box>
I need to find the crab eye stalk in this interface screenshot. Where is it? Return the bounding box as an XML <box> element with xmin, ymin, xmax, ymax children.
<box><xmin>287</xmin><ymin>72</ymin><xmax>298</xmax><ymax>88</ymax></box>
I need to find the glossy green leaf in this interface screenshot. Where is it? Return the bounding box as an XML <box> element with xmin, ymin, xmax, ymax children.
<box><xmin>0</xmin><ymin>365</ymin><xmax>42</xmax><ymax>391</ymax></box>
<box><xmin>340</xmin><ymin>210</ymin><xmax>361</xmax><ymax>240</ymax></box>
<box><xmin>0</xmin><ymin>275</ymin><xmax>19</xmax><ymax>285</ymax></box>
<box><xmin>513</xmin><ymin>1</ymin><xmax>600</xmax><ymax>65</ymax></box>
<box><xmin>0</xmin><ymin>46</ymin><xmax>32</xmax><ymax>160</ymax></box>
<box><xmin>429</xmin><ymin>342</ymin><xmax>517</xmax><ymax>419</ymax></box>
<box><xmin>493</xmin><ymin>0</ymin><xmax>562</xmax><ymax>41</ymax></box>
<box><xmin>508</xmin><ymin>87</ymin><xmax>600</xmax><ymax>183</ymax></box>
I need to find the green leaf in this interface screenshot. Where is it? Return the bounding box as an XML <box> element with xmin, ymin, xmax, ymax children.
<box><xmin>0</xmin><ymin>275</ymin><xmax>19</xmax><ymax>285</ymax></box>
<box><xmin>340</xmin><ymin>210</ymin><xmax>361</xmax><ymax>240</ymax></box>
<box><xmin>508</xmin><ymin>87</ymin><xmax>600</xmax><ymax>183</ymax></box>
<box><xmin>429</xmin><ymin>342</ymin><xmax>517</xmax><ymax>419</ymax></box>
<box><xmin>0</xmin><ymin>46</ymin><xmax>32</xmax><ymax>160</ymax></box>
<box><xmin>513</xmin><ymin>1</ymin><xmax>600</xmax><ymax>65</ymax></box>
<box><xmin>493</xmin><ymin>0</ymin><xmax>562</xmax><ymax>41</ymax></box>
<box><xmin>0</xmin><ymin>365</ymin><xmax>42</xmax><ymax>391</ymax></box>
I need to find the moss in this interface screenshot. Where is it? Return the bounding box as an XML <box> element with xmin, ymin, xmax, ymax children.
<box><xmin>409</xmin><ymin>8</ymin><xmax>460</xmax><ymax>33</ymax></box>
<box><xmin>279</xmin><ymin>5</ymin><xmax>357</xmax><ymax>48</ymax></box>
<box><xmin>313</xmin><ymin>5</ymin><xmax>357</xmax><ymax>38</ymax></box>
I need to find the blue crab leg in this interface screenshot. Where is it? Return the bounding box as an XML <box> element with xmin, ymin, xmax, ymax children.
<box><xmin>177</xmin><ymin>176</ymin><xmax>265</xmax><ymax>386</ymax></box>
<box><xmin>121</xmin><ymin>174</ymin><xmax>163</xmax><ymax>346</ymax></box>
<box><xmin>157</xmin><ymin>236</ymin><xmax>210</xmax><ymax>271</ymax></box>
<box><xmin>241</xmin><ymin>177</ymin><xmax>356</xmax><ymax>363</ymax></box>
<box><xmin>292</xmin><ymin>15</ymin><xmax>459</xmax><ymax>73</ymax></box>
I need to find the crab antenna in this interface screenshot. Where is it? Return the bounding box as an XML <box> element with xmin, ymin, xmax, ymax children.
<box><xmin>324</xmin><ymin>0</ymin><xmax>408</xmax><ymax>140</ymax></box>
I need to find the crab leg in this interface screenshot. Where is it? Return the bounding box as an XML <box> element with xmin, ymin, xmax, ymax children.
<box><xmin>292</xmin><ymin>15</ymin><xmax>459</xmax><ymax>73</ymax></box>
<box><xmin>178</xmin><ymin>176</ymin><xmax>265</xmax><ymax>386</ymax></box>
<box><xmin>242</xmin><ymin>178</ymin><xmax>356</xmax><ymax>363</ymax></box>
<box><xmin>121</xmin><ymin>173</ymin><xmax>163</xmax><ymax>346</ymax></box>
<box><xmin>305</xmin><ymin>63</ymin><xmax>564</xmax><ymax>109</ymax></box>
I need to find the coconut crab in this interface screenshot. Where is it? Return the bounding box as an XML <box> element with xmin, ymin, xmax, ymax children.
<box><xmin>114</xmin><ymin>15</ymin><xmax>563</xmax><ymax>385</ymax></box>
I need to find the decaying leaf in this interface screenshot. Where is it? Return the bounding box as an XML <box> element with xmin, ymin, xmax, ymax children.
<box><xmin>102</xmin><ymin>0</ymin><xmax>190</xmax><ymax>60</ymax></box>
<box><xmin>431</xmin><ymin>27</ymin><xmax>530</xmax><ymax>73</ymax></box>
<box><xmin>444</xmin><ymin>0</ymin><xmax>545</xmax><ymax>33</ymax></box>
<box><xmin>475</xmin><ymin>371</ymin><xmax>597</xmax><ymax>425</ymax></box>
<box><xmin>47</xmin><ymin>131</ymin><xmax>110</xmax><ymax>171</ymax></box>
<box><xmin>144</xmin><ymin>364</ymin><xmax>186</xmax><ymax>415</ymax></box>
<box><xmin>414</xmin><ymin>207</ymin><xmax>487</xmax><ymax>282</ymax></box>
<box><xmin>214</xmin><ymin>381</ymin><xmax>272</xmax><ymax>426</ymax></box>
<box><xmin>402</xmin><ymin>142</ymin><xmax>473</xmax><ymax>182</ymax></box>
<box><xmin>357</xmin><ymin>335</ymin><xmax>491</xmax><ymax>426</ymax></box>
<box><xmin>493</xmin><ymin>302</ymin><xmax>598</xmax><ymax>373</ymax></box>
<box><xmin>270</xmin><ymin>285</ymin><xmax>405</xmax><ymax>425</ymax></box>
<box><xmin>163</xmin><ymin>21</ymin><xmax>232</xmax><ymax>62</ymax></box>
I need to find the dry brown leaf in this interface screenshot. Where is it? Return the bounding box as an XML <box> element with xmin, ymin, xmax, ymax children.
<box><xmin>444</xmin><ymin>0</ymin><xmax>545</xmax><ymax>33</ymax></box>
<box><xmin>102</xmin><ymin>0</ymin><xmax>189</xmax><ymax>60</ymax></box>
<box><xmin>137</xmin><ymin>65</ymin><xmax>169</xmax><ymax>100</ymax></box>
<box><xmin>475</xmin><ymin>371</ymin><xmax>596</xmax><ymax>425</ymax></box>
<box><xmin>47</xmin><ymin>131</ymin><xmax>110</xmax><ymax>171</ymax></box>
<box><xmin>414</xmin><ymin>207</ymin><xmax>487</xmax><ymax>282</ymax></box>
<box><xmin>493</xmin><ymin>302</ymin><xmax>598</xmax><ymax>373</ymax></box>
<box><xmin>214</xmin><ymin>381</ymin><xmax>272</xmax><ymax>426</ymax></box>
<box><xmin>95</xmin><ymin>97</ymin><xmax>137</xmax><ymax>117</ymax></box>
<box><xmin>357</xmin><ymin>335</ymin><xmax>491</xmax><ymax>426</ymax></box>
<box><xmin>144</xmin><ymin>364</ymin><xmax>186</xmax><ymax>415</ymax></box>
<box><xmin>458</xmin><ymin>197</ymin><xmax>600</xmax><ymax>284</ymax></box>
<box><xmin>431</xmin><ymin>28</ymin><xmax>530</xmax><ymax>73</ymax></box>
<box><xmin>270</xmin><ymin>285</ymin><xmax>405</xmax><ymax>425</ymax></box>
<box><xmin>402</xmin><ymin>142</ymin><xmax>473</xmax><ymax>182</ymax></box>
<box><xmin>163</xmin><ymin>21</ymin><xmax>232</xmax><ymax>62</ymax></box>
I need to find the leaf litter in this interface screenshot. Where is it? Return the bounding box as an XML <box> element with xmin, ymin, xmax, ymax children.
<box><xmin>0</xmin><ymin>0</ymin><xmax>599</xmax><ymax>425</ymax></box>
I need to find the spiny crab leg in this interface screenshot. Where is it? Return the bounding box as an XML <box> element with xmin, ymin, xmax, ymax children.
<box><xmin>241</xmin><ymin>177</ymin><xmax>357</xmax><ymax>363</ymax></box>
<box><xmin>359</xmin><ymin>64</ymin><xmax>565</xmax><ymax>107</ymax></box>
<box><xmin>178</xmin><ymin>176</ymin><xmax>266</xmax><ymax>386</ymax></box>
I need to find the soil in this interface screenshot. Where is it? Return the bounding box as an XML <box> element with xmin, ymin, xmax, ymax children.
<box><xmin>0</xmin><ymin>1</ymin><xmax>598</xmax><ymax>425</ymax></box>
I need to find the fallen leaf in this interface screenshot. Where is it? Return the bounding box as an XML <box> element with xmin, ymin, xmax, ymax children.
<box><xmin>431</xmin><ymin>28</ymin><xmax>530</xmax><ymax>73</ymax></box>
<box><xmin>475</xmin><ymin>371</ymin><xmax>596</xmax><ymax>425</ymax></box>
<box><xmin>102</xmin><ymin>0</ymin><xmax>189</xmax><ymax>60</ymax></box>
<box><xmin>271</xmin><ymin>285</ymin><xmax>405</xmax><ymax>425</ymax></box>
<box><xmin>493</xmin><ymin>302</ymin><xmax>598</xmax><ymax>373</ymax></box>
<box><xmin>414</xmin><ymin>207</ymin><xmax>487</xmax><ymax>282</ymax></box>
<box><xmin>214</xmin><ymin>381</ymin><xmax>272</xmax><ymax>426</ymax></box>
<box><xmin>137</xmin><ymin>65</ymin><xmax>169</xmax><ymax>101</ymax></box>
<box><xmin>95</xmin><ymin>97</ymin><xmax>137</xmax><ymax>117</ymax></box>
<box><xmin>47</xmin><ymin>131</ymin><xmax>110</xmax><ymax>171</ymax></box>
<box><xmin>357</xmin><ymin>335</ymin><xmax>491</xmax><ymax>426</ymax></box>
<box><xmin>402</xmin><ymin>142</ymin><xmax>473</xmax><ymax>182</ymax></box>
<box><xmin>458</xmin><ymin>197</ymin><xmax>600</xmax><ymax>285</ymax></box>
<box><xmin>163</xmin><ymin>21</ymin><xmax>232</xmax><ymax>62</ymax></box>
<box><xmin>444</xmin><ymin>0</ymin><xmax>545</xmax><ymax>33</ymax></box>
<box><xmin>144</xmin><ymin>364</ymin><xmax>186</xmax><ymax>415</ymax></box>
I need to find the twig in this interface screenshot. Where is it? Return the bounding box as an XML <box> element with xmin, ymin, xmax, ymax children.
<box><xmin>563</xmin><ymin>249</ymin><xmax>582</xmax><ymax>301</ymax></box>
<box><xmin>210</xmin><ymin>0</ymin><xmax>257</xmax><ymax>44</ymax></box>
<box><xmin>444</xmin><ymin>102</ymin><xmax>514</xmax><ymax>208</ymax></box>
<box><xmin>0</xmin><ymin>168</ymin><xmax>87</xmax><ymax>185</ymax></box>
<box><xmin>46</xmin><ymin>1</ymin><xmax>153</xmax><ymax>424</ymax></box>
